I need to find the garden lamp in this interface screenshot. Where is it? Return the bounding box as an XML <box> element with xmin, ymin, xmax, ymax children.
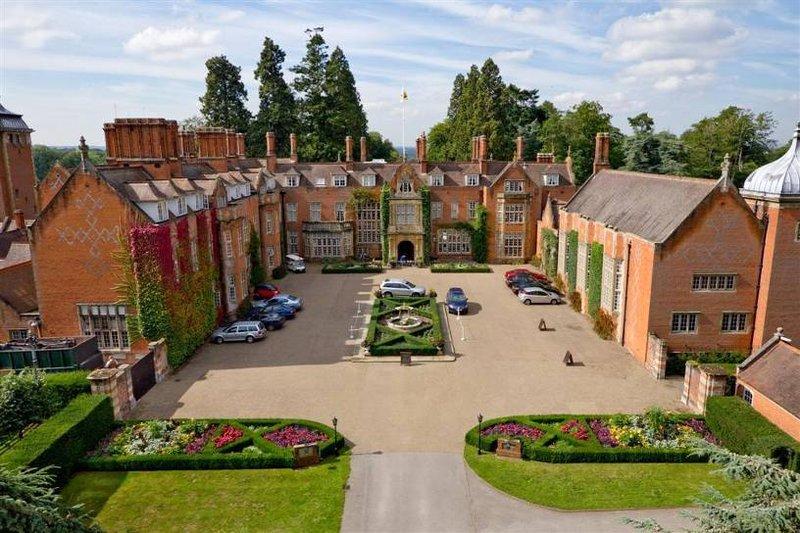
<box><xmin>332</xmin><ymin>417</ymin><xmax>338</xmax><ymax>455</ymax></box>
<box><xmin>477</xmin><ymin>413</ymin><xmax>484</xmax><ymax>455</ymax></box>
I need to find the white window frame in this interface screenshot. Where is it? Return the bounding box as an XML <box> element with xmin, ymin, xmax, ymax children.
<box><xmin>333</xmin><ymin>175</ymin><xmax>347</xmax><ymax>187</ymax></box>
<box><xmin>505</xmin><ymin>180</ymin><xmax>524</xmax><ymax>193</ymax></box>
<box><xmin>335</xmin><ymin>202</ymin><xmax>346</xmax><ymax>222</ymax></box>
<box><xmin>671</xmin><ymin>312</ymin><xmax>699</xmax><ymax>334</ymax></box>
<box><xmin>465</xmin><ymin>174</ymin><xmax>479</xmax><ymax>186</ymax></box>
<box><xmin>8</xmin><ymin>329</ymin><xmax>28</xmax><ymax>341</ymax></box>
<box><xmin>202</xmin><ymin>195</ymin><xmax>210</xmax><ymax>209</ymax></box>
<box><xmin>356</xmin><ymin>201</ymin><xmax>380</xmax><ymax>244</ymax></box>
<box><xmin>157</xmin><ymin>201</ymin><xmax>167</xmax><ymax>221</ymax></box>
<box><xmin>288</xmin><ymin>231</ymin><xmax>299</xmax><ymax>254</ymax></box>
<box><xmin>310</xmin><ymin>235</ymin><xmax>343</xmax><ymax>258</ymax></box>
<box><xmin>396</xmin><ymin>204</ymin><xmax>415</xmax><ymax>225</ymax></box>
<box><xmin>430</xmin><ymin>173</ymin><xmax>444</xmax><ymax>187</ymax></box>
<box><xmin>795</xmin><ymin>222</ymin><xmax>800</xmax><ymax>242</ymax></box>
<box><xmin>77</xmin><ymin>304</ymin><xmax>129</xmax><ymax>350</ymax></box>
<box><xmin>287</xmin><ymin>175</ymin><xmax>299</xmax><ymax>187</ymax></box>
<box><xmin>503</xmin><ymin>233</ymin><xmax>523</xmax><ymax>257</ymax></box>
<box><xmin>267</xmin><ymin>246</ymin><xmax>276</xmax><ymax>268</ymax></box>
<box><xmin>544</xmin><ymin>174</ymin><xmax>559</xmax><ymax>186</ymax></box>
<box><xmin>721</xmin><ymin>312</ymin><xmax>748</xmax><ymax>333</ymax></box>
<box><xmin>612</xmin><ymin>260</ymin><xmax>623</xmax><ymax>313</ymax></box>
<box><xmin>286</xmin><ymin>203</ymin><xmax>297</xmax><ymax>222</ymax></box>
<box><xmin>316</xmin><ymin>177</ymin><xmax>326</xmax><ymax>187</ymax></box>
<box><xmin>437</xmin><ymin>229</ymin><xmax>471</xmax><ymax>255</ymax></box>
<box><xmin>468</xmin><ymin>201</ymin><xmax>477</xmax><ymax>219</ymax></box>
<box><xmin>310</xmin><ymin>202</ymin><xmax>322</xmax><ymax>222</ymax></box>
<box><xmin>504</xmin><ymin>203</ymin><xmax>524</xmax><ymax>224</ymax></box>
<box><xmin>227</xmin><ymin>275</ymin><xmax>237</xmax><ymax>304</ymax></box>
<box><xmin>224</xmin><ymin>230</ymin><xmax>233</xmax><ymax>258</ymax></box>
<box><xmin>431</xmin><ymin>201</ymin><xmax>443</xmax><ymax>220</ymax></box>
<box><xmin>362</xmin><ymin>174</ymin><xmax>376</xmax><ymax>187</ymax></box>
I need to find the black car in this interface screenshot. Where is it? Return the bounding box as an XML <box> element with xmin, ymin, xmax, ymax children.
<box><xmin>246</xmin><ymin>309</ymin><xmax>286</xmax><ymax>331</ymax></box>
<box><xmin>509</xmin><ymin>277</ymin><xmax>562</xmax><ymax>296</ymax></box>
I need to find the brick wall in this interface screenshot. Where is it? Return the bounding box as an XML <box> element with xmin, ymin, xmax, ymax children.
<box><xmin>740</xmin><ymin>381</ymin><xmax>800</xmax><ymax>441</ymax></box>
<box><xmin>0</xmin><ymin>131</ymin><xmax>37</xmax><ymax>219</ymax></box>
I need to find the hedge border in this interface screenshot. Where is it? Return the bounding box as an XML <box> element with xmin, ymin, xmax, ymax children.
<box><xmin>363</xmin><ymin>296</ymin><xmax>443</xmax><ymax>356</ymax></box>
<box><xmin>430</xmin><ymin>263</ymin><xmax>491</xmax><ymax>273</ymax></box>
<box><xmin>321</xmin><ymin>262</ymin><xmax>383</xmax><ymax>274</ymax></box>
<box><xmin>80</xmin><ymin>417</ymin><xmax>347</xmax><ymax>472</ymax></box>
<box><xmin>566</xmin><ymin>231</ymin><xmax>578</xmax><ymax>292</ymax></box>
<box><xmin>465</xmin><ymin>414</ymin><xmax>709</xmax><ymax>464</ymax></box>
<box><xmin>0</xmin><ymin>394</ymin><xmax>113</xmax><ymax>486</ymax></box>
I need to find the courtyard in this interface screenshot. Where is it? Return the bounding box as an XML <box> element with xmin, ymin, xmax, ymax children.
<box><xmin>134</xmin><ymin>264</ymin><xmax>683</xmax><ymax>453</ymax></box>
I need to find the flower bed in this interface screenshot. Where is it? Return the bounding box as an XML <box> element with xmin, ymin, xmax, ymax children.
<box><xmin>322</xmin><ymin>261</ymin><xmax>383</xmax><ymax>274</ymax></box>
<box><xmin>363</xmin><ymin>296</ymin><xmax>444</xmax><ymax>356</ymax></box>
<box><xmin>81</xmin><ymin>418</ymin><xmax>344</xmax><ymax>471</ymax></box>
<box><xmin>430</xmin><ymin>262</ymin><xmax>491</xmax><ymax>273</ymax></box>
<box><xmin>466</xmin><ymin>409</ymin><xmax>720</xmax><ymax>464</ymax></box>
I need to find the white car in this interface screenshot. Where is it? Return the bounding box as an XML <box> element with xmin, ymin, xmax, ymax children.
<box><xmin>379</xmin><ymin>279</ymin><xmax>427</xmax><ymax>298</ymax></box>
<box><xmin>518</xmin><ymin>286</ymin><xmax>562</xmax><ymax>305</ymax></box>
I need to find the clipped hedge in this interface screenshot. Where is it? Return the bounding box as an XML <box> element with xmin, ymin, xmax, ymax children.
<box><xmin>430</xmin><ymin>262</ymin><xmax>491</xmax><ymax>273</ymax></box>
<box><xmin>81</xmin><ymin>417</ymin><xmax>345</xmax><ymax>472</ymax></box>
<box><xmin>705</xmin><ymin>396</ymin><xmax>800</xmax><ymax>471</ymax></box>
<box><xmin>540</xmin><ymin>228</ymin><xmax>559</xmax><ymax>280</ymax></box>
<box><xmin>322</xmin><ymin>262</ymin><xmax>383</xmax><ymax>274</ymax></box>
<box><xmin>666</xmin><ymin>350</ymin><xmax>747</xmax><ymax>376</ymax></box>
<box><xmin>0</xmin><ymin>394</ymin><xmax>113</xmax><ymax>486</ymax></box>
<box><xmin>363</xmin><ymin>296</ymin><xmax>443</xmax><ymax>356</ymax></box>
<box><xmin>465</xmin><ymin>414</ymin><xmax>709</xmax><ymax>464</ymax></box>
<box><xmin>44</xmin><ymin>371</ymin><xmax>90</xmax><ymax>409</ymax></box>
<box><xmin>586</xmin><ymin>242</ymin><xmax>603</xmax><ymax>318</ymax></box>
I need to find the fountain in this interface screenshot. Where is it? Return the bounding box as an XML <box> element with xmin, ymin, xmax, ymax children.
<box><xmin>384</xmin><ymin>304</ymin><xmax>425</xmax><ymax>331</ymax></box>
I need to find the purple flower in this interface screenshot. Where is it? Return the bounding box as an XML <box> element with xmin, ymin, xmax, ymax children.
<box><xmin>264</xmin><ymin>425</ymin><xmax>329</xmax><ymax>447</ymax></box>
<box><xmin>683</xmin><ymin>419</ymin><xmax>718</xmax><ymax>444</ymax></box>
<box><xmin>480</xmin><ymin>422</ymin><xmax>543</xmax><ymax>441</ymax></box>
<box><xmin>589</xmin><ymin>419</ymin><xmax>618</xmax><ymax>447</ymax></box>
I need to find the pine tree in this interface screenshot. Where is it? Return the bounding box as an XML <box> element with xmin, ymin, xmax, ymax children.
<box><xmin>291</xmin><ymin>31</ymin><xmax>333</xmax><ymax>161</ymax></box>
<box><xmin>248</xmin><ymin>36</ymin><xmax>296</xmax><ymax>157</ymax></box>
<box><xmin>326</xmin><ymin>46</ymin><xmax>368</xmax><ymax>160</ymax></box>
<box><xmin>199</xmin><ymin>55</ymin><xmax>251</xmax><ymax>133</ymax></box>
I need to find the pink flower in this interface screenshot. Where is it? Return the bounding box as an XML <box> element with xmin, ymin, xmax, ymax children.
<box><xmin>480</xmin><ymin>422</ymin><xmax>543</xmax><ymax>441</ymax></box>
<box><xmin>213</xmin><ymin>425</ymin><xmax>244</xmax><ymax>448</ymax></box>
<box><xmin>264</xmin><ymin>425</ymin><xmax>329</xmax><ymax>447</ymax></box>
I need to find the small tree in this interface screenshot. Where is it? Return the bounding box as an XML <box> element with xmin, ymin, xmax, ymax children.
<box><xmin>0</xmin><ymin>369</ymin><xmax>56</xmax><ymax>438</ymax></box>
<box><xmin>627</xmin><ymin>440</ymin><xmax>800</xmax><ymax>532</ymax></box>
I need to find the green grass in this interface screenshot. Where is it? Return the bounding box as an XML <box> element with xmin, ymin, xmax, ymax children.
<box><xmin>61</xmin><ymin>455</ymin><xmax>350</xmax><ymax>532</ymax></box>
<box><xmin>464</xmin><ymin>445</ymin><xmax>742</xmax><ymax>510</ymax></box>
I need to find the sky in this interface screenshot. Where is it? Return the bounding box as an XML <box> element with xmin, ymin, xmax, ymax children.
<box><xmin>1</xmin><ymin>0</ymin><xmax>799</xmax><ymax>149</ymax></box>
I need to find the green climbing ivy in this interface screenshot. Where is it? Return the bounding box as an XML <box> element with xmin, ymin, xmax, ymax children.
<box><xmin>587</xmin><ymin>242</ymin><xmax>604</xmax><ymax>318</ymax></box>
<box><xmin>349</xmin><ymin>187</ymin><xmax>378</xmax><ymax>209</ymax></box>
<box><xmin>566</xmin><ymin>230</ymin><xmax>578</xmax><ymax>293</ymax></box>
<box><xmin>420</xmin><ymin>186</ymin><xmax>431</xmax><ymax>264</ymax></box>
<box><xmin>248</xmin><ymin>222</ymin><xmax>265</xmax><ymax>287</ymax></box>
<box><xmin>380</xmin><ymin>183</ymin><xmax>390</xmax><ymax>263</ymax></box>
<box><xmin>471</xmin><ymin>204</ymin><xmax>488</xmax><ymax>263</ymax></box>
<box><xmin>540</xmin><ymin>228</ymin><xmax>559</xmax><ymax>280</ymax></box>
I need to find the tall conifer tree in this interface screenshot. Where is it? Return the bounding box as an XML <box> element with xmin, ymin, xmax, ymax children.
<box><xmin>199</xmin><ymin>55</ymin><xmax>251</xmax><ymax>133</ymax></box>
<box><xmin>248</xmin><ymin>36</ymin><xmax>296</xmax><ymax>157</ymax></box>
<box><xmin>291</xmin><ymin>31</ymin><xmax>333</xmax><ymax>161</ymax></box>
<box><xmin>326</xmin><ymin>46</ymin><xmax>368</xmax><ymax>160</ymax></box>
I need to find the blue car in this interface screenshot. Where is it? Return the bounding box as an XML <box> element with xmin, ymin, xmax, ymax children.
<box><xmin>264</xmin><ymin>294</ymin><xmax>303</xmax><ymax>311</ymax></box>
<box><xmin>446</xmin><ymin>287</ymin><xmax>469</xmax><ymax>314</ymax></box>
<box><xmin>255</xmin><ymin>303</ymin><xmax>296</xmax><ymax>319</ymax></box>
<box><xmin>246</xmin><ymin>311</ymin><xmax>286</xmax><ymax>331</ymax></box>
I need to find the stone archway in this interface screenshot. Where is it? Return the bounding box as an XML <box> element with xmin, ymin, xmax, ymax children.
<box><xmin>397</xmin><ymin>240</ymin><xmax>415</xmax><ymax>261</ymax></box>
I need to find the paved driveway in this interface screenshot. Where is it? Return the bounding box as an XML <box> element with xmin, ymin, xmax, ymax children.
<box><xmin>135</xmin><ymin>265</ymin><xmax>682</xmax><ymax>453</ymax></box>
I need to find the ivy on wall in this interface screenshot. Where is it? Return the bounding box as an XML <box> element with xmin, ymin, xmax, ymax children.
<box><xmin>348</xmin><ymin>187</ymin><xmax>378</xmax><ymax>209</ymax></box>
<box><xmin>587</xmin><ymin>242</ymin><xmax>604</xmax><ymax>318</ymax></box>
<box><xmin>248</xmin><ymin>222</ymin><xmax>265</xmax><ymax>287</ymax></box>
<box><xmin>471</xmin><ymin>204</ymin><xmax>488</xmax><ymax>263</ymax></box>
<box><xmin>420</xmin><ymin>186</ymin><xmax>431</xmax><ymax>264</ymax></box>
<box><xmin>566</xmin><ymin>230</ymin><xmax>578</xmax><ymax>292</ymax></box>
<box><xmin>540</xmin><ymin>228</ymin><xmax>559</xmax><ymax>280</ymax></box>
<box><xmin>380</xmin><ymin>183</ymin><xmax>390</xmax><ymax>263</ymax></box>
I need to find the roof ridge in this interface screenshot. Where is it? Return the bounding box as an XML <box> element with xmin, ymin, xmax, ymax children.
<box><xmin>602</xmin><ymin>168</ymin><xmax>716</xmax><ymax>184</ymax></box>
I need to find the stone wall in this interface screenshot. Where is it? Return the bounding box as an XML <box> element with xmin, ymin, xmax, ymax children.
<box><xmin>645</xmin><ymin>332</ymin><xmax>668</xmax><ymax>379</ymax></box>
<box><xmin>87</xmin><ymin>364</ymin><xmax>135</xmax><ymax>419</ymax></box>
<box><xmin>681</xmin><ymin>363</ymin><xmax>730</xmax><ymax>413</ymax></box>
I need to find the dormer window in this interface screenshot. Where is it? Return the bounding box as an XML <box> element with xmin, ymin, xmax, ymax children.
<box><xmin>466</xmin><ymin>174</ymin><xmax>479</xmax><ymax>186</ymax></box>
<box><xmin>157</xmin><ymin>201</ymin><xmax>167</xmax><ymax>221</ymax></box>
<box><xmin>316</xmin><ymin>177</ymin><xmax>326</xmax><ymax>187</ymax></box>
<box><xmin>544</xmin><ymin>174</ymin><xmax>559</xmax><ymax>186</ymax></box>
<box><xmin>334</xmin><ymin>175</ymin><xmax>347</xmax><ymax>187</ymax></box>
<box><xmin>505</xmin><ymin>180</ymin><xmax>524</xmax><ymax>193</ymax></box>
<box><xmin>177</xmin><ymin>196</ymin><xmax>187</xmax><ymax>215</ymax></box>
<box><xmin>430</xmin><ymin>173</ymin><xmax>444</xmax><ymax>187</ymax></box>
<box><xmin>202</xmin><ymin>195</ymin><xmax>210</xmax><ymax>209</ymax></box>
<box><xmin>363</xmin><ymin>174</ymin><xmax>376</xmax><ymax>187</ymax></box>
<box><xmin>287</xmin><ymin>175</ymin><xmax>299</xmax><ymax>187</ymax></box>
<box><xmin>399</xmin><ymin>179</ymin><xmax>412</xmax><ymax>194</ymax></box>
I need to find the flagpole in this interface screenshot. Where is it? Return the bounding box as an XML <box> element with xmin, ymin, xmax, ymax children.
<box><xmin>402</xmin><ymin>92</ymin><xmax>406</xmax><ymax>161</ymax></box>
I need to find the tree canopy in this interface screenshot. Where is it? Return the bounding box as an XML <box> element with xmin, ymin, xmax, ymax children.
<box><xmin>199</xmin><ymin>55</ymin><xmax>251</xmax><ymax>133</ymax></box>
<box><xmin>249</xmin><ymin>36</ymin><xmax>296</xmax><ymax>158</ymax></box>
<box><xmin>33</xmin><ymin>145</ymin><xmax>105</xmax><ymax>181</ymax></box>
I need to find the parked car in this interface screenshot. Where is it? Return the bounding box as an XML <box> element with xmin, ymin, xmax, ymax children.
<box><xmin>446</xmin><ymin>287</ymin><xmax>469</xmax><ymax>314</ymax></box>
<box><xmin>211</xmin><ymin>321</ymin><xmax>267</xmax><ymax>344</ymax></box>
<box><xmin>504</xmin><ymin>268</ymin><xmax>548</xmax><ymax>286</ymax></box>
<box><xmin>508</xmin><ymin>275</ymin><xmax>561</xmax><ymax>296</ymax></box>
<box><xmin>255</xmin><ymin>303</ymin><xmax>296</xmax><ymax>319</ymax></box>
<box><xmin>267</xmin><ymin>294</ymin><xmax>303</xmax><ymax>310</ymax></box>
<box><xmin>254</xmin><ymin>283</ymin><xmax>280</xmax><ymax>299</ymax></box>
<box><xmin>246</xmin><ymin>310</ymin><xmax>286</xmax><ymax>331</ymax></box>
<box><xmin>285</xmin><ymin>254</ymin><xmax>306</xmax><ymax>273</ymax></box>
<box><xmin>518</xmin><ymin>286</ymin><xmax>562</xmax><ymax>305</ymax></box>
<box><xmin>379</xmin><ymin>279</ymin><xmax>427</xmax><ymax>297</ymax></box>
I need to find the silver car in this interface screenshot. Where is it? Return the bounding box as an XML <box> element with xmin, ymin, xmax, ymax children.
<box><xmin>518</xmin><ymin>286</ymin><xmax>562</xmax><ymax>305</ymax></box>
<box><xmin>211</xmin><ymin>321</ymin><xmax>267</xmax><ymax>344</ymax></box>
<box><xmin>379</xmin><ymin>279</ymin><xmax>427</xmax><ymax>297</ymax></box>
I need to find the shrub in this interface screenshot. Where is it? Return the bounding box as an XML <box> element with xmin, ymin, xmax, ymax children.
<box><xmin>430</xmin><ymin>262</ymin><xmax>491</xmax><ymax>273</ymax></box>
<box><xmin>554</xmin><ymin>274</ymin><xmax>566</xmax><ymax>294</ymax></box>
<box><xmin>568</xmin><ymin>291</ymin><xmax>581</xmax><ymax>312</ymax></box>
<box><xmin>586</xmin><ymin>242</ymin><xmax>603</xmax><ymax>317</ymax></box>
<box><xmin>530</xmin><ymin>255</ymin><xmax>542</xmax><ymax>268</ymax></box>
<box><xmin>705</xmin><ymin>396</ymin><xmax>800</xmax><ymax>471</ymax></box>
<box><xmin>593</xmin><ymin>309</ymin><xmax>616</xmax><ymax>340</ymax></box>
<box><xmin>322</xmin><ymin>262</ymin><xmax>382</xmax><ymax>274</ymax></box>
<box><xmin>43</xmin><ymin>371</ymin><xmax>90</xmax><ymax>410</ymax></box>
<box><xmin>0</xmin><ymin>395</ymin><xmax>113</xmax><ymax>486</ymax></box>
<box><xmin>666</xmin><ymin>350</ymin><xmax>747</xmax><ymax>376</ymax></box>
<box><xmin>0</xmin><ymin>369</ymin><xmax>57</xmax><ymax>438</ymax></box>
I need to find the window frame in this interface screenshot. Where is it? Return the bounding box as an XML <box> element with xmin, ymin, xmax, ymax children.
<box><xmin>333</xmin><ymin>175</ymin><xmax>347</xmax><ymax>188</ymax></box>
<box><xmin>286</xmin><ymin>203</ymin><xmax>298</xmax><ymax>222</ymax></box>
<box><xmin>504</xmin><ymin>180</ymin><xmax>524</xmax><ymax>193</ymax></box>
<box><xmin>430</xmin><ymin>173</ymin><xmax>444</xmax><ymax>187</ymax></box>
<box><xmin>692</xmin><ymin>274</ymin><xmax>736</xmax><ymax>292</ymax></box>
<box><xmin>465</xmin><ymin>174</ymin><xmax>479</xmax><ymax>187</ymax></box>
<box><xmin>77</xmin><ymin>304</ymin><xmax>129</xmax><ymax>351</ymax></box>
<box><xmin>671</xmin><ymin>312</ymin><xmax>699</xmax><ymax>334</ymax></box>
<box><xmin>742</xmin><ymin>388</ymin><xmax>753</xmax><ymax>405</ymax></box>
<box><xmin>286</xmin><ymin>175</ymin><xmax>300</xmax><ymax>188</ymax></box>
<box><xmin>543</xmin><ymin>174</ymin><xmax>559</xmax><ymax>186</ymax></box>
<box><xmin>310</xmin><ymin>202</ymin><xmax>322</xmax><ymax>222</ymax></box>
<box><xmin>721</xmin><ymin>312</ymin><xmax>748</xmax><ymax>333</ymax></box>
<box><xmin>431</xmin><ymin>201</ymin><xmax>443</xmax><ymax>219</ymax></box>
<box><xmin>362</xmin><ymin>174</ymin><xmax>376</xmax><ymax>187</ymax></box>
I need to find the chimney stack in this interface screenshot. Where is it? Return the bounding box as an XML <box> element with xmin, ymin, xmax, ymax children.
<box><xmin>266</xmin><ymin>131</ymin><xmax>277</xmax><ymax>172</ymax></box>
<box><xmin>417</xmin><ymin>132</ymin><xmax>428</xmax><ymax>173</ymax></box>
<box><xmin>478</xmin><ymin>135</ymin><xmax>488</xmax><ymax>174</ymax></box>
<box><xmin>345</xmin><ymin>136</ymin><xmax>353</xmax><ymax>162</ymax></box>
<box><xmin>536</xmin><ymin>153</ymin><xmax>554</xmax><ymax>164</ymax></box>
<box><xmin>360</xmin><ymin>136</ymin><xmax>367</xmax><ymax>162</ymax></box>
<box><xmin>592</xmin><ymin>132</ymin><xmax>610</xmax><ymax>175</ymax></box>
<box><xmin>13</xmin><ymin>209</ymin><xmax>25</xmax><ymax>232</ymax></box>
<box><xmin>515</xmin><ymin>136</ymin><xmax>524</xmax><ymax>161</ymax></box>
<box><xmin>290</xmin><ymin>133</ymin><xmax>298</xmax><ymax>163</ymax></box>
<box><xmin>471</xmin><ymin>137</ymin><xmax>478</xmax><ymax>162</ymax></box>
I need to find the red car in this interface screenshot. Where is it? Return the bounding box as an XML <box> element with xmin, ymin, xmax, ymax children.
<box><xmin>253</xmin><ymin>283</ymin><xmax>281</xmax><ymax>300</ymax></box>
<box><xmin>504</xmin><ymin>268</ymin><xmax>548</xmax><ymax>286</ymax></box>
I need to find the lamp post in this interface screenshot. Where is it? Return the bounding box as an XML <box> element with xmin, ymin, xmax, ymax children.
<box><xmin>477</xmin><ymin>413</ymin><xmax>484</xmax><ymax>455</ymax></box>
<box><xmin>332</xmin><ymin>417</ymin><xmax>338</xmax><ymax>455</ymax></box>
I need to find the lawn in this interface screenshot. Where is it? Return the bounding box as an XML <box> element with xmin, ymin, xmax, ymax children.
<box><xmin>464</xmin><ymin>445</ymin><xmax>742</xmax><ymax>510</ymax></box>
<box><xmin>61</xmin><ymin>455</ymin><xmax>350</xmax><ymax>532</ymax></box>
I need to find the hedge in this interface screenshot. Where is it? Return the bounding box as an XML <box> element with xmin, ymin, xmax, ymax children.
<box><xmin>81</xmin><ymin>417</ymin><xmax>345</xmax><ymax>472</ymax></box>
<box><xmin>0</xmin><ymin>394</ymin><xmax>113</xmax><ymax>486</ymax></box>
<box><xmin>430</xmin><ymin>262</ymin><xmax>491</xmax><ymax>273</ymax></box>
<box><xmin>322</xmin><ymin>262</ymin><xmax>383</xmax><ymax>274</ymax></box>
<box><xmin>465</xmin><ymin>414</ymin><xmax>708</xmax><ymax>464</ymax></box>
<box><xmin>666</xmin><ymin>350</ymin><xmax>747</xmax><ymax>376</ymax></box>
<box><xmin>705</xmin><ymin>396</ymin><xmax>800</xmax><ymax>471</ymax></box>
<box><xmin>586</xmin><ymin>242</ymin><xmax>603</xmax><ymax>318</ymax></box>
<box><xmin>540</xmin><ymin>228</ymin><xmax>558</xmax><ymax>280</ymax></box>
<box><xmin>44</xmin><ymin>371</ymin><xmax>91</xmax><ymax>409</ymax></box>
<box><xmin>566</xmin><ymin>230</ymin><xmax>578</xmax><ymax>292</ymax></box>
<box><xmin>363</xmin><ymin>296</ymin><xmax>443</xmax><ymax>356</ymax></box>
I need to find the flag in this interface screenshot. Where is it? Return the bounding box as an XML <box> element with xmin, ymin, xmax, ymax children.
<box><xmin>401</xmin><ymin>87</ymin><xmax>408</xmax><ymax>101</ymax></box>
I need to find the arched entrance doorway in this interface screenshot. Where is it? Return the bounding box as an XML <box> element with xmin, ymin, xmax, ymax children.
<box><xmin>397</xmin><ymin>240</ymin><xmax>414</xmax><ymax>262</ymax></box>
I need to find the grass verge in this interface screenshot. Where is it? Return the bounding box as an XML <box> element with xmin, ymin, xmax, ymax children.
<box><xmin>61</xmin><ymin>455</ymin><xmax>350</xmax><ymax>532</ymax></box>
<box><xmin>464</xmin><ymin>445</ymin><xmax>742</xmax><ymax>510</ymax></box>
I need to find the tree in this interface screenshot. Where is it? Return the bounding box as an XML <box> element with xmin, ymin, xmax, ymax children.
<box><xmin>628</xmin><ymin>112</ymin><xmax>655</xmax><ymax>134</ymax></box>
<box><xmin>291</xmin><ymin>31</ymin><xmax>333</xmax><ymax>161</ymax></box>
<box><xmin>681</xmin><ymin>106</ymin><xmax>776</xmax><ymax>184</ymax></box>
<box><xmin>628</xmin><ymin>440</ymin><xmax>800</xmax><ymax>532</ymax></box>
<box><xmin>199</xmin><ymin>55</ymin><xmax>251</xmax><ymax>133</ymax></box>
<box><xmin>33</xmin><ymin>145</ymin><xmax>105</xmax><ymax>181</ymax></box>
<box><xmin>180</xmin><ymin>115</ymin><xmax>206</xmax><ymax>131</ymax></box>
<box><xmin>325</xmin><ymin>46</ymin><xmax>368</xmax><ymax>160</ymax></box>
<box><xmin>366</xmin><ymin>131</ymin><xmax>399</xmax><ymax>162</ymax></box>
<box><xmin>248</xmin><ymin>36</ymin><xmax>296</xmax><ymax>158</ymax></box>
<box><xmin>0</xmin><ymin>465</ymin><xmax>100</xmax><ymax>532</ymax></box>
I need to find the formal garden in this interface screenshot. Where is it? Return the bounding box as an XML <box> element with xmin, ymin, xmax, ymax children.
<box><xmin>363</xmin><ymin>295</ymin><xmax>444</xmax><ymax>356</ymax></box>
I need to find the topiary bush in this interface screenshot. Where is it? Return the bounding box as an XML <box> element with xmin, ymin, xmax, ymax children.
<box><xmin>0</xmin><ymin>369</ymin><xmax>57</xmax><ymax>438</ymax></box>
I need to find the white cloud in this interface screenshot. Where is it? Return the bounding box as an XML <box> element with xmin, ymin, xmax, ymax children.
<box><xmin>124</xmin><ymin>26</ymin><xmax>220</xmax><ymax>61</ymax></box>
<box><xmin>551</xmin><ymin>91</ymin><xmax>586</xmax><ymax>106</ymax></box>
<box><xmin>0</xmin><ymin>5</ymin><xmax>77</xmax><ymax>48</ymax></box>
<box><xmin>219</xmin><ymin>9</ymin><xmax>245</xmax><ymax>23</ymax></box>
<box><xmin>493</xmin><ymin>49</ymin><xmax>534</xmax><ymax>62</ymax></box>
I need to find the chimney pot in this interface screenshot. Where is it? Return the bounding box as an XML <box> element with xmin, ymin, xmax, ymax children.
<box><xmin>515</xmin><ymin>136</ymin><xmax>524</xmax><ymax>161</ymax></box>
<box><xmin>345</xmin><ymin>135</ymin><xmax>353</xmax><ymax>162</ymax></box>
<box><xmin>290</xmin><ymin>133</ymin><xmax>298</xmax><ymax>163</ymax></box>
<box><xmin>266</xmin><ymin>132</ymin><xmax>276</xmax><ymax>156</ymax></box>
<box><xmin>360</xmin><ymin>136</ymin><xmax>367</xmax><ymax>162</ymax></box>
<box><xmin>13</xmin><ymin>209</ymin><xmax>25</xmax><ymax>231</ymax></box>
<box><xmin>593</xmin><ymin>132</ymin><xmax>611</xmax><ymax>175</ymax></box>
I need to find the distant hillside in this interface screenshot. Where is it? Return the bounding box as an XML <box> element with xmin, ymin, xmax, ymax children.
<box><xmin>33</xmin><ymin>145</ymin><xmax>106</xmax><ymax>181</ymax></box>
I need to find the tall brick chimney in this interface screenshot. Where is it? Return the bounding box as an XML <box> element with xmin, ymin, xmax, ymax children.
<box><xmin>13</xmin><ymin>209</ymin><xmax>25</xmax><ymax>231</ymax></box>
<box><xmin>360</xmin><ymin>136</ymin><xmax>368</xmax><ymax>162</ymax></box>
<box><xmin>345</xmin><ymin>135</ymin><xmax>354</xmax><ymax>161</ymax></box>
<box><xmin>536</xmin><ymin>153</ymin><xmax>554</xmax><ymax>164</ymax></box>
<box><xmin>478</xmin><ymin>135</ymin><xmax>489</xmax><ymax>173</ymax></box>
<box><xmin>236</xmin><ymin>133</ymin><xmax>245</xmax><ymax>157</ymax></box>
<box><xmin>471</xmin><ymin>137</ymin><xmax>478</xmax><ymax>162</ymax></box>
<box><xmin>593</xmin><ymin>132</ymin><xmax>610</xmax><ymax>175</ymax></box>
<box><xmin>417</xmin><ymin>132</ymin><xmax>428</xmax><ymax>173</ymax></box>
<box><xmin>266</xmin><ymin>131</ymin><xmax>277</xmax><ymax>172</ymax></box>
<box><xmin>515</xmin><ymin>136</ymin><xmax>524</xmax><ymax>161</ymax></box>
<box><xmin>290</xmin><ymin>133</ymin><xmax>298</xmax><ymax>164</ymax></box>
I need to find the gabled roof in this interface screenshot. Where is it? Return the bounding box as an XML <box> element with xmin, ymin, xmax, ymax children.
<box><xmin>0</xmin><ymin>102</ymin><xmax>32</xmax><ymax>132</ymax></box>
<box><xmin>739</xmin><ymin>329</ymin><xmax>800</xmax><ymax>418</ymax></box>
<box><xmin>563</xmin><ymin>169</ymin><xmax>721</xmax><ymax>243</ymax></box>
<box><xmin>741</xmin><ymin>123</ymin><xmax>800</xmax><ymax>199</ymax></box>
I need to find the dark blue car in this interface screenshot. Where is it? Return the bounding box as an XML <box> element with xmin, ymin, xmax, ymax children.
<box><xmin>446</xmin><ymin>287</ymin><xmax>469</xmax><ymax>314</ymax></box>
<box><xmin>257</xmin><ymin>303</ymin><xmax>296</xmax><ymax>319</ymax></box>
<box><xmin>258</xmin><ymin>312</ymin><xmax>286</xmax><ymax>331</ymax></box>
